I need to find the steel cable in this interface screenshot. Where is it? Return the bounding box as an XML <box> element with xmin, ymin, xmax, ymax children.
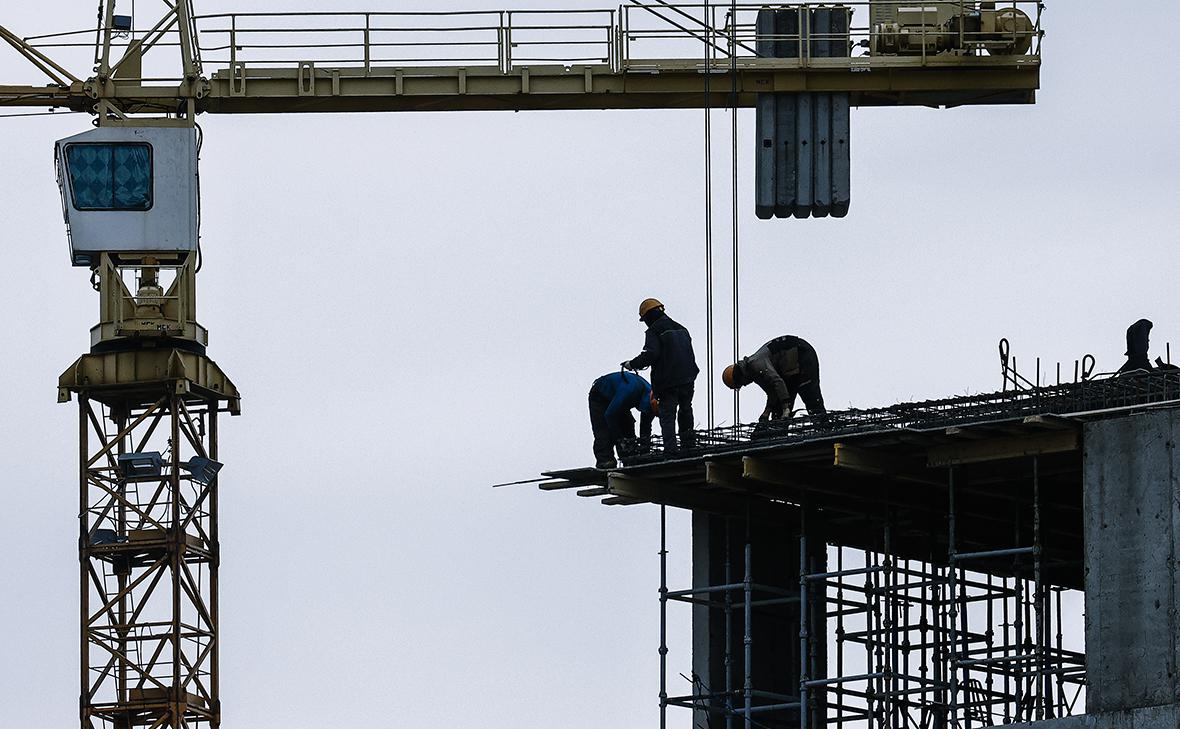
<box><xmin>728</xmin><ymin>0</ymin><xmax>741</xmax><ymax>426</ymax></box>
<box><xmin>704</xmin><ymin>0</ymin><xmax>715</xmax><ymax>429</ymax></box>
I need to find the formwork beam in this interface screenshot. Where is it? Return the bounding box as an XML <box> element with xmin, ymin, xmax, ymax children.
<box><xmin>928</xmin><ymin>429</ymin><xmax>1079</xmax><ymax>468</ymax></box>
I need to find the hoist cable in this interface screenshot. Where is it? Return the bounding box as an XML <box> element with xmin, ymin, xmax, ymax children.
<box><xmin>729</xmin><ymin>0</ymin><xmax>741</xmax><ymax>426</ymax></box>
<box><xmin>704</xmin><ymin>0</ymin><xmax>715</xmax><ymax>429</ymax></box>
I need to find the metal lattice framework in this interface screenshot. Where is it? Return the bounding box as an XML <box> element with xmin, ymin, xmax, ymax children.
<box><xmin>79</xmin><ymin>391</ymin><xmax>223</xmax><ymax>729</ymax></box>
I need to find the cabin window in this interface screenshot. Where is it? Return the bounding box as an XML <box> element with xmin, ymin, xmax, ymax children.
<box><xmin>65</xmin><ymin>143</ymin><xmax>153</xmax><ymax>211</ymax></box>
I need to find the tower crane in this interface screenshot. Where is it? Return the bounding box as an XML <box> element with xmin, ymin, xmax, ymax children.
<box><xmin>0</xmin><ymin>2</ymin><xmax>1043</xmax><ymax>727</ymax></box>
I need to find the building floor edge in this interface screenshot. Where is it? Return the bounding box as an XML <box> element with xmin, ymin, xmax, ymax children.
<box><xmin>991</xmin><ymin>703</ymin><xmax>1180</xmax><ymax>729</ymax></box>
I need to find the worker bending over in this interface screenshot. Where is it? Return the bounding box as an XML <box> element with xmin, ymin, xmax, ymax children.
<box><xmin>723</xmin><ymin>335</ymin><xmax>827</xmax><ymax>423</ymax></box>
<box><xmin>588</xmin><ymin>370</ymin><xmax>657</xmax><ymax>470</ymax></box>
<box><xmin>623</xmin><ymin>298</ymin><xmax>699</xmax><ymax>453</ymax></box>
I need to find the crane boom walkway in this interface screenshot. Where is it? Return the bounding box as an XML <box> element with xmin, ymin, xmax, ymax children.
<box><xmin>1</xmin><ymin>2</ymin><xmax>1042</xmax><ymax>116</ymax></box>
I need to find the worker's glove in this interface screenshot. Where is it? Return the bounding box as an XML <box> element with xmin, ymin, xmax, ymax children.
<box><xmin>621</xmin><ymin>360</ymin><xmax>635</xmax><ymax>371</ymax></box>
<box><xmin>779</xmin><ymin>404</ymin><xmax>793</xmax><ymax>420</ymax></box>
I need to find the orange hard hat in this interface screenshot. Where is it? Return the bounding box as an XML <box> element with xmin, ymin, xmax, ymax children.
<box><xmin>723</xmin><ymin>364</ymin><xmax>739</xmax><ymax>390</ymax></box>
<box><xmin>639</xmin><ymin>298</ymin><xmax>664</xmax><ymax>318</ymax></box>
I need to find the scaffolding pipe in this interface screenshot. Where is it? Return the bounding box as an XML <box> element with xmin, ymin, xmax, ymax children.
<box><xmin>948</xmin><ymin>466</ymin><xmax>959</xmax><ymax>729</ymax></box>
<box><xmin>743</xmin><ymin>532</ymin><xmax>753</xmax><ymax>728</ymax></box>
<box><xmin>800</xmin><ymin>498</ymin><xmax>810</xmax><ymax>729</ymax></box>
<box><xmin>659</xmin><ymin>504</ymin><xmax>668</xmax><ymax>729</ymax></box>
<box><xmin>1033</xmin><ymin>455</ymin><xmax>1044</xmax><ymax>721</ymax></box>
<box><xmin>951</xmin><ymin>546</ymin><xmax>1037</xmax><ymax>562</ymax></box>
<box><xmin>725</xmin><ymin>517</ymin><xmax>734</xmax><ymax>729</ymax></box>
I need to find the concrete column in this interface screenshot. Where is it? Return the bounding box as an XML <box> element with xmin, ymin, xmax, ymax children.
<box><xmin>691</xmin><ymin>509</ymin><xmax>825</xmax><ymax>728</ymax></box>
<box><xmin>1083</xmin><ymin>411</ymin><xmax>1180</xmax><ymax>714</ymax></box>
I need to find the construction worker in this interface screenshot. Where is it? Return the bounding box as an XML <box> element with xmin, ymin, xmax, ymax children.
<box><xmin>1117</xmin><ymin>319</ymin><xmax>1156</xmax><ymax>374</ymax></box>
<box><xmin>622</xmin><ymin>298</ymin><xmax>699</xmax><ymax>453</ymax></box>
<box><xmin>1117</xmin><ymin>318</ymin><xmax>1177</xmax><ymax>374</ymax></box>
<box><xmin>723</xmin><ymin>335</ymin><xmax>827</xmax><ymax>423</ymax></box>
<box><xmin>588</xmin><ymin>370</ymin><xmax>658</xmax><ymax>470</ymax></box>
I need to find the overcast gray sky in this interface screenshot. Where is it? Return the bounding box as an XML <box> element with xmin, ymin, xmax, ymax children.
<box><xmin>1</xmin><ymin>2</ymin><xmax>1177</xmax><ymax>727</ymax></box>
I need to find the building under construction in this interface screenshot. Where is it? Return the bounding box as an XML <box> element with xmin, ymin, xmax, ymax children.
<box><xmin>6</xmin><ymin>2</ymin><xmax>1180</xmax><ymax>728</ymax></box>
<box><xmin>542</xmin><ymin>369</ymin><xmax>1180</xmax><ymax>729</ymax></box>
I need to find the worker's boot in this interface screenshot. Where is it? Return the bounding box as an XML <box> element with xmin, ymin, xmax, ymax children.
<box><xmin>596</xmin><ymin>457</ymin><xmax>618</xmax><ymax>470</ymax></box>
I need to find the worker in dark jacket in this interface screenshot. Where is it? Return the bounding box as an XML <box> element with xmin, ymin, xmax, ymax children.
<box><xmin>588</xmin><ymin>370</ymin><xmax>657</xmax><ymax>470</ymax></box>
<box><xmin>723</xmin><ymin>335</ymin><xmax>827</xmax><ymax>423</ymax></box>
<box><xmin>1117</xmin><ymin>318</ymin><xmax>1178</xmax><ymax>374</ymax></box>
<box><xmin>1117</xmin><ymin>319</ymin><xmax>1155</xmax><ymax>374</ymax></box>
<box><xmin>622</xmin><ymin>298</ymin><xmax>699</xmax><ymax>453</ymax></box>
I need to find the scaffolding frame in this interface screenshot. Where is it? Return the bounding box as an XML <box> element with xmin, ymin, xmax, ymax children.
<box><xmin>657</xmin><ymin>454</ymin><xmax>1086</xmax><ymax>729</ymax></box>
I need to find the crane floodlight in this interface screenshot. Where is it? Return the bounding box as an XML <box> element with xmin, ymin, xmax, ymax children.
<box><xmin>55</xmin><ymin>126</ymin><xmax>199</xmax><ymax>267</ymax></box>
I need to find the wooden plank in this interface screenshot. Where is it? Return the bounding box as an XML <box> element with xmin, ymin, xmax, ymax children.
<box><xmin>927</xmin><ymin>429</ymin><xmax>1079</xmax><ymax>468</ymax></box>
<box><xmin>743</xmin><ymin>456</ymin><xmax>804</xmax><ymax>487</ymax></box>
<box><xmin>537</xmin><ymin>481</ymin><xmax>582</xmax><ymax>491</ymax></box>
<box><xmin>602</xmin><ymin>496</ymin><xmax>644</xmax><ymax>506</ymax></box>
<box><xmin>945</xmin><ymin>425</ymin><xmax>993</xmax><ymax>440</ymax></box>
<box><xmin>608</xmin><ymin>474</ymin><xmax>769</xmax><ymax>516</ymax></box>
<box><xmin>1022</xmin><ymin>414</ymin><xmax>1075</xmax><ymax>430</ymax></box>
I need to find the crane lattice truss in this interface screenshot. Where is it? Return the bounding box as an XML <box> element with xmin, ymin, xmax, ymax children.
<box><xmin>0</xmin><ymin>2</ymin><xmax>1042</xmax><ymax>118</ymax></box>
<box><xmin>75</xmin><ymin>388</ymin><xmax>232</xmax><ymax>729</ymax></box>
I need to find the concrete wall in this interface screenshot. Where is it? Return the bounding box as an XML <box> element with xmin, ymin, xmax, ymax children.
<box><xmin>1083</xmin><ymin>411</ymin><xmax>1180</xmax><ymax>714</ymax></box>
<box><xmin>992</xmin><ymin>703</ymin><xmax>1180</xmax><ymax>729</ymax></box>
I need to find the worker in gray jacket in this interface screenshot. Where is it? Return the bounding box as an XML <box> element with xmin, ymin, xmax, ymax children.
<box><xmin>723</xmin><ymin>335</ymin><xmax>827</xmax><ymax>423</ymax></box>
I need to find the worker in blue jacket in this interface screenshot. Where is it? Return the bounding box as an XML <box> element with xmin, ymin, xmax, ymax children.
<box><xmin>589</xmin><ymin>370</ymin><xmax>658</xmax><ymax>470</ymax></box>
<box><xmin>622</xmin><ymin>298</ymin><xmax>699</xmax><ymax>453</ymax></box>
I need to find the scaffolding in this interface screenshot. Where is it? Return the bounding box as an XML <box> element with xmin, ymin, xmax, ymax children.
<box><xmin>657</xmin><ymin>452</ymin><xmax>1086</xmax><ymax>729</ymax></box>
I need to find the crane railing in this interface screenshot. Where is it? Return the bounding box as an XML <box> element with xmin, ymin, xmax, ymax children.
<box><xmin>182</xmin><ymin>2</ymin><xmax>1041</xmax><ymax>77</ymax></box>
<box><xmin>2</xmin><ymin>2</ymin><xmax>1044</xmax><ymax>113</ymax></box>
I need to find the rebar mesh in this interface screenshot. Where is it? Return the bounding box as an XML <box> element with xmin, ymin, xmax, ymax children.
<box><xmin>625</xmin><ymin>371</ymin><xmax>1180</xmax><ymax>464</ymax></box>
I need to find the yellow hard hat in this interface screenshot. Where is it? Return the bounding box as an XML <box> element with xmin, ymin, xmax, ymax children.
<box><xmin>639</xmin><ymin>298</ymin><xmax>664</xmax><ymax>318</ymax></box>
<box><xmin>723</xmin><ymin>364</ymin><xmax>739</xmax><ymax>390</ymax></box>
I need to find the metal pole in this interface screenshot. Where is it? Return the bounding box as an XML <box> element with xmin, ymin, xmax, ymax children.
<box><xmin>725</xmin><ymin>517</ymin><xmax>734</xmax><ymax>729</ymax></box>
<box><xmin>800</xmin><ymin>501</ymin><xmax>809</xmax><ymax>729</ymax></box>
<box><xmin>1013</xmin><ymin>485</ymin><xmax>1025</xmax><ymax>722</ymax></box>
<box><xmin>886</xmin><ymin>520</ymin><xmax>898</xmax><ymax>728</ymax></box>
<box><xmin>116</xmin><ymin>409</ymin><xmax>128</xmax><ymax>708</ymax></box>
<box><xmin>209</xmin><ymin>400</ymin><xmax>221</xmax><ymax>728</ymax></box>
<box><xmin>170</xmin><ymin>396</ymin><xmax>183</xmax><ymax>727</ymax></box>
<box><xmin>660</xmin><ymin>504</ymin><xmax>668</xmax><ymax>729</ymax></box>
<box><xmin>98</xmin><ymin>1</ymin><xmax>116</xmax><ymax>77</ymax></box>
<box><xmin>835</xmin><ymin>546</ymin><xmax>844</xmax><ymax>727</ymax></box>
<box><xmin>948</xmin><ymin>466</ymin><xmax>959</xmax><ymax>729</ymax></box>
<box><xmin>1032</xmin><ymin>456</ymin><xmax>1044</xmax><ymax>721</ymax></box>
<box><xmin>744</xmin><ymin>536</ymin><xmax>753</xmax><ymax>728</ymax></box>
<box><xmin>79</xmin><ymin>398</ymin><xmax>91</xmax><ymax>728</ymax></box>
<box><xmin>933</xmin><ymin>553</ymin><xmax>946</xmax><ymax>729</ymax></box>
<box><xmin>364</xmin><ymin>13</ymin><xmax>371</xmax><ymax>73</ymax></box>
